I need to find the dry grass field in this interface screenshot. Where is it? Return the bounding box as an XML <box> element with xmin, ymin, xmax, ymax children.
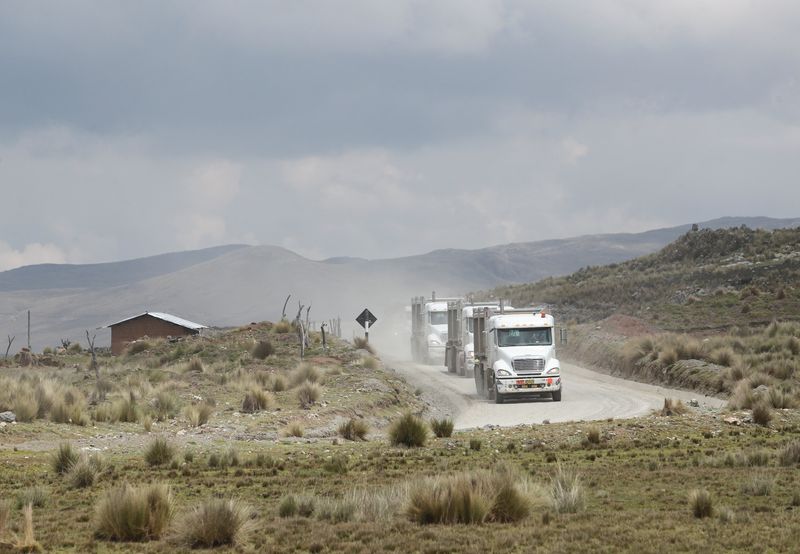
<box><xmin>1</xmin><ymin>321</ymin><xmax>800</xmax><ymax>552</ymax></box>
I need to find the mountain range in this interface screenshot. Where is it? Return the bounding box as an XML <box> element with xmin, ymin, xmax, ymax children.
<box><xmin>1</xmin><ymin>216</ymin><xmax>798</xmax><ymax>350</ymax></box>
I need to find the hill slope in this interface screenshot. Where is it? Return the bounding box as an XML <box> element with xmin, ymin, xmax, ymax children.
<box><xmin>2</xmin><ymin>217</ymin><xmax>800</xmax><ymax>348</ymax></box>
<box><xmin>495</xmin><ymin>226</ymin><xmax>800</xmax><ymax>331</ymax></box>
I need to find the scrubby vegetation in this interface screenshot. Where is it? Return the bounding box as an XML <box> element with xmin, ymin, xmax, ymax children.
<box><xmin>389</xmin><ymin>413</ymin><xmax>427</xmax><ymax>447</ymax></box>
<box><xmin>94</xmin><ymin>483</ymin><xmax>173</xmax><ymax>541</ymax></box>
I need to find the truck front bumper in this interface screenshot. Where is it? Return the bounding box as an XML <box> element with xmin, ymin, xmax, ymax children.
<box><xmin>496</xmin><ymin>376</ymin><xmax>561</xmax><ymax>395</ymax></box>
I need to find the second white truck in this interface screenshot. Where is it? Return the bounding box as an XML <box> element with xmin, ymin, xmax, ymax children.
<box><xmin>472</xmin><ymin>307</ymin><xmax>562</xmax><ymax>404</ymax></box>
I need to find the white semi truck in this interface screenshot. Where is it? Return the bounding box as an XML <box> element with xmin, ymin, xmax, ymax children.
<box><xmin>472</xmin><ymin>306</ymin><xmax>562</xmax><ymax>404</ymax></box>
<box><xmin>410</xmin><ymin>293</ymin><xmax>461</xmax><ymax>364</ymax></box>
<box><xmin>444</xmin><ymin>299</ymin><xmax>510</xmax><ymax>377</ymax></box>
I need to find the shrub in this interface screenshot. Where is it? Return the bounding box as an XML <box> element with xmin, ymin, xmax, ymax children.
<box><xmin>430</xmin><ymin>418</ymin><xmax>454</xmax><ymax>438</ymax></box>
<box><xmin>142</xmin><ymin>415</ymin><xmax>153</xmax><ymax>432</ymax></box>
<box><xmin>94</xmin><ymin>483</ymin><xmax>173</xmax><ymax>541</ymax></box>
<box><xmin>273</xmin><ymin>320</ymin><xmax>292</xmax><ymax>333</ymax></box>
<box><xmin>689</xmin><ymin>489</ymin><xmax>714</xmax><ymax>518</ymax></box>
<box><xmin>68</xmin><ymin>342</ymin><xmax>83</xmax><ymax>353</ymax></box>
<box><xmin>659</xmin><ymin>398</ymin><xmax>688</xmax><ymax>416</ymax></box>
<box><xmin>69</xmin><ymin>457</ymin><xmax>98</xmax><ymax>489</ymax></box>
<box><xmin>337</xmin><ymin>418</ymin><xmax>369</xmax><ymax>441</ymax></box>
<box><xmin>51</xmin><ymin>442</ymin><xmax>79</xmax><ymax>474</ymax></box>
<box><xmin>173</xmin><ymin>498</ymin><xmax>253</xmax><ymax>548</ymax></box>
<box><xmin>767</xmin><ymin>387</ymin><xmax>796</xmax><ymax>409</ymax></box>
<box><xmin>778</xmin><ymin>440</ymin><xmax>800</xmax><ymax>466</ymax></box>
<box><xmin>251</xmin><ymin>340</ymin><xmax>274</xmax><ymax>360</ymax></box>
<box><xmin>728</xmin><ymin>380</ymin><xmax>756</xmax><ymax>410</ymax></box>
<box><xmin>469</xmin><ymin>439</ymin><xmax>482</xmax><ymax>451</ymax></box>
<box><xmin>353</xmin><ymin>337</ymin><xmax>375</xmax><ymax>354</ymax></box>
<box><xmin>709</xmin><ymin>347</ymin><xmax>737</xmax><ymax>367</ymax></box>
<box><xmin>362</xmin><ymin>356</ymin><xmax>379</xmax><ymax>370</ymax></box>
<box><xmin>751</xmin><ymin>401</ymin><xmax>772</xmax><ymax>426</ymax></box>
<box><xmin>16</xmin><ymin>486</ymin><xmax>49</xmax><ymax>509</ymax></box>
<box><xmin>144</xmin><ymin>437</ymin><xmax>175</xmax><ymax>467</ymax></box>
<box><xmin>241</xmin><ymin>388</ymin><xmax>273</xmax><ymax>413</ymax></box>
<box><xmin>185</xmin><ymin>402</ymin><xmax>213</xmax><ymax>427</ymax></box>
<box><xmin>185</xmin><ymin>357</ymin><xmax>205</xmax><ymax>373</ymax></box>
<box><xmin>586</xmin><ymin>426</ymin><xmax>601</xmax><ymax>444</ymax></box>
<box><xmin>389</xmin><ymin>413</ymin><xmax>427</xmax><ymax>448</ymax></box>
<box><xmin>93</xmin><ymin>403</ymin><xmax>114</xmax><ymax>423</ymax></box>
<box><xmin>296</xmin><ymin>381</ymin><xmax>321</xmax><ymax>409</ymax></box>
<box><xmin>550</xmin><ymin>465</ymin><xmax>584</xmax><ymax>514</ymax></box>
<box><xmin>290</xmin><ymin>364</ymin><xmax>321</xmax><ymax>387</ymax></box>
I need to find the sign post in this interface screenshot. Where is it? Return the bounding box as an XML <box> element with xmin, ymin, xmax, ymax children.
<box><xmin>355</xmin><ymin>309</ymin><xmax>378</xmax><ymax>343</ymax></box>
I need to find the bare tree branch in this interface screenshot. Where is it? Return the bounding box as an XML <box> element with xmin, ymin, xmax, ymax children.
<box><xmin>281</xmin><ymin>294</ymin><xmax>292</xmax><ymax>320</ymax></box>
<box><xmin>5</xmin><ymin>335</ymin><xmax>14</xmax><ymax>359</ymax></box>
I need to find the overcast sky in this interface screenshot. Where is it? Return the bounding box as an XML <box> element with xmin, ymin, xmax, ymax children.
<box><xmin>1</xmin><ymin>1</ymin><xmax>799</xmax><ymax>270</ymax></box>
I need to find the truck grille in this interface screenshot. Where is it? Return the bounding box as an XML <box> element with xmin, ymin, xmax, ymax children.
<box><xmin>513</xmin><ymin>358</ymin><xmax>545</xmax><ymax>375</ymax></box>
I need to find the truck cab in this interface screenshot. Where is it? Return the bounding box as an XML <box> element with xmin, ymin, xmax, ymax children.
<box><xmin>473</xmin><ymin>309</ymin><xmax>562</xmax><ymax>404</ymax></box>
<box><xmin>411</xmin><ymin>294</ymin><xmax>460</xmax><ymax>365</ymax></box>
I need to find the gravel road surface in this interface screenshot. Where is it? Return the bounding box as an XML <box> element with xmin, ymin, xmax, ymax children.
<box><xmin>385</xmin><ymin>357</ymin><xmax>726</xmax><ymax>430</ymax></box>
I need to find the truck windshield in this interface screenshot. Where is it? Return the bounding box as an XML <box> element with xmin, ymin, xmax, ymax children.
<box><xmin>497</xmin><ymin>328</ymin><xmax>552</xmax><ymax>347</ymax></box>
<box><xmin>429</xmin><ymin>312</ymin><xmax>447</xmax><ymax>325</ymax></box>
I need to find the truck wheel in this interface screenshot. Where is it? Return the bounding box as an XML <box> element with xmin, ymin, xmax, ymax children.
<box><xmin>552</xmin><ymin>389</ymin><xmax>562</xmax><ymax>402</ymax></box>
<box><xmin>487</xmin><ymin>375</ymin><xmax>496</xmax><ymax>401</ymax></box>
<box><xmin>457</xmin><ymin>352</ymin><xmax>466</xmax><ymax>377</ymax></box>
<box><xmin>495</xmin><ymin>390</ymin><xmax>505</xmax><ymax>404</ymax></box>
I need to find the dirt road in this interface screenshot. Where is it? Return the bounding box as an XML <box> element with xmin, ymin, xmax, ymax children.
<box><xmin>385</xmin><ymin>357</ymin><xmax>726</xmax><ymax>429</ymax></box>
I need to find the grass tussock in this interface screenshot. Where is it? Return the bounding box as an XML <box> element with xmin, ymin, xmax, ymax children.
<box><xmin>14</xmin><ymin>504</ymin><xmax>42</xmax><ymax>552</ymax></box>
<box><xmin>51</xmin><ymin>442</ymin><xmax>79</xmax><ymax>474</ymax></box>
<box><xmin>126</xmin><ymin>341</ymin><xmax>151</xmax><ymax>356</ymax></box>
<box><xmin>430</xmin><ymin>418</ymin><xmax>455</xmax><ymax>438</ymax></box>
<box><xmin>353</xmin><ymin>337</ymin><xmax>375</xmax><ymax>354</ymax></box>
<box><xmin>241</xmin><ymin>388</ymin><xmax>273</xmax><ymax>413</ymax></box>
<box><xmin>267</xmin><ymin>374</ymin><xmax>287</xmax><ymax>393</ymax></box>
<box><xmin>751</xmin><ymin>401</ymin><xmax>773</xmax><ymax>426</ymax></box>
<box><xmin>361</xmin><ymin>356</ymin><xmax>379</xmax><ymax>370</ymax></box>
<box><xmin>406</xmin><ymin>465</ymin><xmax>538</xmax><ymax>525</ymax></box>
<box><xmin>16</xmin><ymin>487</ymin><xmax>48</xmax><ymax>510</ymax></box>
<box><xmin>185</xmin><ymin>357</ymin><xmax>205</xmax><ymax>373</ymax></box>
<box><xmin>550</xmin><ymin>465</ymin><xmax>584</xmax><ymax>514</ymax></box>
<box><xmin>94</xmin><ymin>483</ymin><xmax>173</xmax><ymax>542</ymax></box>
<box><xmin>586</xmin><ymin>426</ymin><xmax>601</xmax><ymax>444</ymax></box>
<box><xmin>284</xmin><ymin>421</ymin><xmax>304</xmax><ymax>438</ymax></box>
<box><xmin>778</xmin><ymin>440</ymin><xmax>800</xmax><ymax>466</ymax></box>
<box><xmin>251</xmin><ymin>340</ymin><xmax>274</xmax><ymax>360</ymax></box>
<box><xmin>152</xmin><ymin>390</ymin><xmax>179</xmax><ymax>421</ymax></box>
<box><xmin>114</xmin><ymin>391</ymin><xmax>140</xmax><ymax>423</ymax></box>
<box><xmin>337</xmin><ymin>418</ymin><xmax>369</xmax><ymax>441</ymax></box>
<box><xmin>68</xmin><ymin>457</ymin><xmax>99</xmax><ymax>489</ymax></box>
<box><xmin>296</xmin><ymin>381</ymin><xmax>321</xmax><ymax>409</ymax></box>
<box><xmin>290</xmin><ymin>364</ymin><xmax>321</xmax><ymax>387</ymax></box>
<box><xmin>689</xmin><ymin>489</ymin><xmax>714</xmax><ymax>518</ymax></box>
<box><xmin>272</xmin><ymin>320</ymin><xmax>292</xmax><ymax>334</ymax></box>
<box><xmin>185</xmin><ymin>402</ymin><xmax>213</xmax><ymax>427</ymax></box>
<box><xmin>389</xmin><ymin>413</ymin><xmax>428</xmax><ymax>448</ymax></box>
<box><xmin>659</xmin><ymin>398</ymin><xmax>688</xmax><ymax>416</ymax></box>
<box><xmin>144</xmin><ymin>437</ymin><xmax>175</xmax><ymax>467</ymax></box>
<box><xmin>173</xmin><ymin>498</ymin><xmax>253</xmax><ymax>548</ymax></box>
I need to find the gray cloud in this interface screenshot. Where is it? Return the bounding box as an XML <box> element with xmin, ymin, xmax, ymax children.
<box><xmin>1</xmin><ymin>1</ymin><xmax>799</xmax><ymax>269</ymax></box>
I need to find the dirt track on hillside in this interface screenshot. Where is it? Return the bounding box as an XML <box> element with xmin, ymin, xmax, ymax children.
<box><xmin>384</xmin><ymin>356</ymin><xmax>726</xmax><ymax>430</ymax></box>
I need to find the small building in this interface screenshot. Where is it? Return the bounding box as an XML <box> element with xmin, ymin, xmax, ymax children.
<box><xmin>106</xmin><ymin>312</ymin><xmax>207</xmax><ymax>355</ymax></box>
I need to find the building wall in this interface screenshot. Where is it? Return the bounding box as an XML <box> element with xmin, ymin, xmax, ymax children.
<box><xmin>111</xmin><ymin>315</ymin><xmax>197</xmax><ymax>355</ymax></box>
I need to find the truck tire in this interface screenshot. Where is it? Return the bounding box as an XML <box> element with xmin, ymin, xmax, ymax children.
<box><xmin>495</xmin><ymin>389</ymin><xmax>505</xmax><ymax>404</ymax></box>
<box><xmin>552</xmin><ymin>389</ymin><xmax>562</xmax><ymax>402</ymax></box>
<box><xmin>457</xmin><ymin>351</ymin><xmax>466</xmax><ymax>377</ymax></box>
<box><xmin>486</xmin><ymin>374</ymin><xmax>495</xmax><ymax>401</ymax></box>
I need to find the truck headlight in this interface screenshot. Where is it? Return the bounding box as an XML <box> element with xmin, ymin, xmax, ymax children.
<box><xmin>545</xmin><ymin>366</ymin><xmax>560</xmax><ymax>375</ymax></box>
<box><xmin>496</xmin><ymin>369</ymin><xmax>512</xmax><ymax>377</ymax></box>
